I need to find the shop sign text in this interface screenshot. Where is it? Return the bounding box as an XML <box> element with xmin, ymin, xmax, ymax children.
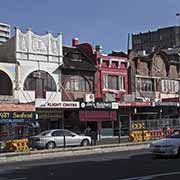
<box><xmin>0</xmin><ymin>112</ymin><xmax>34</xmax><ymax>119</ymax></box>
<box><xmin>40</xmin><ymin>102</ymin><xmax>80</xmax><ymax>108</ymax></box>
<box><xmin>80</xmin><ymin>102</ymin><xmax>118</xmax><ymax>109</ymax></box>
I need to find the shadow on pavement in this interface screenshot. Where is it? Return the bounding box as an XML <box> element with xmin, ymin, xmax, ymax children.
<box><xmin>130</xmin><ymin>152</ymin><xmax>180</xmax><ymax>160</ymax></box>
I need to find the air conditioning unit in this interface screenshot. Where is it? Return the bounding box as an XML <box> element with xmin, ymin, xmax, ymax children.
<box><xmin>85</xmin><ymin>94</ymin><xmax>95</xmax><ymax>102</ymax></box>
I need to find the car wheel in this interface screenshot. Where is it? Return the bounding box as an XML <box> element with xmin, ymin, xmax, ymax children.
<box><xmin>81</xmin><ymin>139</ymin><xmax>90</xmax><ymax>146</ymax></box>
<box><xmin>46</xmin><ymin>141</ymin><xmax>56</xmax><ymax>149</ymax></box>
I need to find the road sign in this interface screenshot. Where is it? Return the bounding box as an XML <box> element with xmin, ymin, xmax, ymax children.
<box><xmin>132</xmin><ymin>122</ymin><xmax>145</xmax><ymax>129</ymax></box>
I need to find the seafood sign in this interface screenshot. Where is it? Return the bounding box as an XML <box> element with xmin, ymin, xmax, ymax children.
<box><xmin>0</xmin><ymin>112</ymin><xmax>35</xmax><ymax>123</ymax></box>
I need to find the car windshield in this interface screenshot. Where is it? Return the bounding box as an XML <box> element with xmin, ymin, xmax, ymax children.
<box><xmin>170</xmin><ymin>134</ymin><xmax>180</xmax><ymax>138</ymax></box>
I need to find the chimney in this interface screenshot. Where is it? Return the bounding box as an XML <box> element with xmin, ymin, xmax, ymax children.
<box><xmin>72</xmin><ymin>38</ymin><xmax>79</xmax><ymax>46</ymax></box>
<box><xmin>95</xmin><ymin>45</ymin><xmax>102</xmax><ymax>53</ymax></box>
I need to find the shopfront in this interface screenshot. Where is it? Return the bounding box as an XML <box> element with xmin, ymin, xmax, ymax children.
<box><xmin>0</xmin><ymin>104</ymin><xmax>36</xmax><ymax>141</ymax></box>
<box><xmin>36</xmin><ymin>101</ymin><xmax>81</xmax><ymax>133</ymax></box>
<box><xmin>118</xmin><ymin>102</ymin><xmax>152</xmax><ymax>135</ymax></box>
<box><xmin>79</xmin><ymin>102</ymin><xmax>118</xmax><ymax>138</ymax></box>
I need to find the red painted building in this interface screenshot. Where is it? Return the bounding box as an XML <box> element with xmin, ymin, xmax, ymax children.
<box><xmin>77</xmin><ymin>44</ymin><xmax>129</xmax><ymax>137</ymax></box>
<box><xmin>94</xmin><ymin>46</ymin><xmax>129</xmax><ymax>101</ymax></box>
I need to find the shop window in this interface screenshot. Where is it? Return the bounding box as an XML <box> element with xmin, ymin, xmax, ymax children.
<box><xmin>24</xmin><ymin>70</ymin><xmax>56</xmax><ymax>98</ymax></box>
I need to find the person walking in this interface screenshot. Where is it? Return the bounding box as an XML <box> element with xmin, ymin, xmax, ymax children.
<box><xmin>91</xmin><ymin>130</ymin><xmax>97</xmax><ymax>145</ymax></box>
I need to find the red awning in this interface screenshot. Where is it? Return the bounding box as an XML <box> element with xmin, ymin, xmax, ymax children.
<box><xmin>79</xmin><ymin>110</ymin><xmax>117</xmax><ymax>122</ymax></box>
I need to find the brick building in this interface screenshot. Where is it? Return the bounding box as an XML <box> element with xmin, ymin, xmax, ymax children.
<box><xmin>132</xmin><ymin>26</ymin><xmax>180</xmax><ymax>54</ymax></box>
<box><xmin>128</xmin><ymin>48</ymin><xmax>180</xmax><ymax>129</ymax></box>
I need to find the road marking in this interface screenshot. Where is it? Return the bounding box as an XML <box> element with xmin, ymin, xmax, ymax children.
<box><xmin>117</xmin><ymin>171</ymin><xmax>180</xmax><ymax>180</ymax></box>
<box><xmin>7</xmin><ymin>177</ymin><xmax>27</xmax><ymax>180</ymax></box>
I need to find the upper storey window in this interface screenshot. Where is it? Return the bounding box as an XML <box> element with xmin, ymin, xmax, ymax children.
<box><xmin>24</xmin><ymin>70</ymin><xmax>56</xmax><ymax>98</ymax></box>
<box><xmin>65</xmin><ymin>76</ymin><xmax>90</xmax><ymax>92</ymax></box>
<box><xmin>103</xmin><ymin>74</ymin><xmax>125</xmax><ymax>91</ymax></box>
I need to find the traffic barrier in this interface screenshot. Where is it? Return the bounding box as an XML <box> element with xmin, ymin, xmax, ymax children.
<box><xmin>5</xmin><ymin>138</ymin><xmax>30</xmax><ymax>152</ymax></box>
<box><xmin>149</xmin><ymin>129</ymin><xmax>164</xmax><ymax>140</ymax></box>
<box><xmin>166</xmin><ymin>128</ymin><xmax>174</xmax><ymax>137</ymax></box>
<box><xmin>129</xmin><ymin>131</ymin><xmax>151</xmax><ymax>142</ymax></box>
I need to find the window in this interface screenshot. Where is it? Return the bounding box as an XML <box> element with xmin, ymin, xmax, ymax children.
<box><xmin>65</xmin><ymin>76</ymin><xmax>90</xmax><ymax>92</ymax></box>
<box><xmin>136</xmin><ymin>78</ymin><xmax>154</xmax><ymax>92</ymax></box>
<box><xmin>24</xmin><ymin>70</ymin><xmax>56</xmax><ymax>98</ymax></box>
<box><xmin>64</xmin><ymin>130</ymin><xmax>73</xmax><ymax>136</ymax></box>
<box><xmin>103</xmin><ymin>74</ymin><xmax>125</xmax><ymax>90</ymax></box>
<box><xmin>52</xmin><ymin>130</ymin><xmax>64</xmax><ymax>137</ymax></box>
<box><xmin>161</xmin><ymin>80</ymin><xmax>179</xmax><ymax>93</ymax></box>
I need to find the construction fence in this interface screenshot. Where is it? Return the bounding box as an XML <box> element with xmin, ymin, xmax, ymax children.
<box><xmin>129</xmin><ymin>118</ymin><xmax>180</xmax><ymax>142</ymax></box>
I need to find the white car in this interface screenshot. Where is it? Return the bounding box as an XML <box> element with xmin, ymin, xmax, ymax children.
<box><xmin>29</xmin><ymin>129</ymin><xmax>91</xmax><ymax>149</ymax></box>
<box><xmin>150</xmin><ymin>133</ymin><xmax>180</xmax><ymax>156</ymax></box>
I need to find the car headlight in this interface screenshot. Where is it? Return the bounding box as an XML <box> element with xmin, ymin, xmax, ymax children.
<box><xmin>162</xmin><ymin>145</ymin><xmax>176</xmax><ymax>149</ymax></box>
<box><xmin>162</xmin><ymin>145</ymin><xmax>173</xmax><ymax>147</ymax></box>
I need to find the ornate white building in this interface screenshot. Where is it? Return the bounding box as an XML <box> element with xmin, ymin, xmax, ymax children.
<box><xmin>0</xmin><ymin>28</ymin><xmax>63</xmax><ymax>105</ymax></box>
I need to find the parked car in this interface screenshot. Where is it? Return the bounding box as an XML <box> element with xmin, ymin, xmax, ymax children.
<box><xmin>29</xmin><ymin>129</ymin><xmax>91</xmax><ymax>149</ymax></box>
<box><xmin>149</xmin><ymin>133</ymin><xmax>180</xmax><ymax>156</ymax></box>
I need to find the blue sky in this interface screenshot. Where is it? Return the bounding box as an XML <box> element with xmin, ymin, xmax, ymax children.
<box><xmin>0</xmin><ymin>0</ymin><xmax>180</xmax><ymax>53</ymax></box>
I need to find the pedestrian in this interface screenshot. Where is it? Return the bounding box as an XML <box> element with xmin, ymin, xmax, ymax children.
<box><xmin>91</xmin><ymin>130</ymin><xmax>97</xmax><ymax>146</ymax></box>
<box><xmin>84</xmin><ymin>126</ymin><xmax>91</xmax><ymax>137</ymax></box>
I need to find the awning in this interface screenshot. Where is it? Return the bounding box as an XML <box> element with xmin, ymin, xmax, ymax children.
<box><xmin>79</xmin><ymin>110</ymin><xmax>117</xmax><ymax>122</ymax></box>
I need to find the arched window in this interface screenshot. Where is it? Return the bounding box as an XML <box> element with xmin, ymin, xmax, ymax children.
<box><xmin>0</xmin><ymin>70</ymin><xmax>12</xmax><ymax>95</ymax></box>
<box><xmin>24</xmin><ymin>70</ymin><xmax>56</xmax><ymax>98</ymax></box>
<box><xmin>65</xmin><ymin>76</ymin><xmax>90</xmax><ymax>92</ymax></box>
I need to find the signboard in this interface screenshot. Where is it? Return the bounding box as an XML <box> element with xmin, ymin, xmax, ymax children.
<box><xmin>119</xmin><ymin>102</ymin><xmax>151</xmax><ymax>107</ymax></box>
<box><xmin>80</xmin><ymin>102</ymin><xmax>119</xmax><ymax>109</ymax></box>
<box><xmin>37</xmin><ymin>110</ymin><xmax>63</xmax><ymax>119</ymax></box>
<box><xmin>131</xmin><ymin>122</ymin><xmax>145</xmax><ymax>129</ymax></box>
<box><xmin>79</xmin><ymin>110</ymin><xmax>117</xmax><ymax>122</ymax></box>
<box><xmin>0</xmin><ymin>112</ymin><xmax>35</xmax><ymax>119</ymax></box>
<box><xmin>153</xmin><ymin>102</ymin><xmax>180</xmax><ymax>107</ymax></box>
<box><xmin>38</xmin><ymin>102</ymin><xmax>80</xmax><ymax>108</ymax></box>
<box><xmin>0</xmin><ymin>112</ymin><xmax>35</xmax><ymax>124</ymax></box>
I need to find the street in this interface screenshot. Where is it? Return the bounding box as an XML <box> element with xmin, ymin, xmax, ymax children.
<box><xmin>0</xmin><ymin>149</ymin><xmax>180</xmax><ymax>180</ymax></box>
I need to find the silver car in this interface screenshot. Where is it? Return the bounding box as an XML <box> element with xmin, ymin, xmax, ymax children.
<box><xmin>149</xmin><ymin>133</ymin><xmax>180</xmax><ymax>156</ymax></box>
<box><xmin>29</xmin><ymin>129</ymin><xmax>91</xmax><ymax>149</ymax></box>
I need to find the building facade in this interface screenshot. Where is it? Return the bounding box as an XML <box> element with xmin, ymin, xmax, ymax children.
<box><xmin>77</xmin><ymin>44</ymin><xmax>129</xmax><ymax>137</ymax></box>
<box><xmin>0</xmin><ymin>27</ymin><xmax>63</xmax><ymax>136</ymax></box>
<box><xmin>0</xmin><ymin>23</ymin><xmax>10</xmax><ymax>45</ymax></box>
<box><xmin>60</xmin><ymin>38</ymin><xmax>96</xmax><ymax>133</ymax></box>
<box><xmin>128</xmin><ymin>49</ymin><xmax>180</xmax><ymax>130</ymax></box>
<box><xmin>132</xmin><ymin>26</ymin><xmax>180</xmax><ymax>54</ymax></box>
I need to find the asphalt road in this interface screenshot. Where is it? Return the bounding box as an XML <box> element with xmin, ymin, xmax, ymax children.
<box><xmin>0</xmin><ymin>149</ymin><xmax>180</xmax><ymax>180</ymax></box>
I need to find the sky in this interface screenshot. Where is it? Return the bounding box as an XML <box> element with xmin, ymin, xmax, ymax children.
<box><xmin>0</xmin><ymin>0</ymin><xmax>180</xmax><ymax>53</ymax></box>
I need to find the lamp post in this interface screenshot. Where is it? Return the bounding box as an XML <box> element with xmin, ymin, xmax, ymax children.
<box><xmin>176</xmin><ymin>13</ymin><xmax>180</xmax><ymax>26</ymax></box>
<box><xmin>118</xmin><ymin>114</ymin><xmax>122</xmax><ymax>144</ymax></box>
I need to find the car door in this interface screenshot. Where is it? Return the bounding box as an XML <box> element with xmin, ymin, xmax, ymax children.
<box><xmin>51</xmin><ymin>130</ymin><xmax>64</xmax><ymax>147</ymax></box>
<box><xmin>64</xmin><ymin>130</ymin><xmax>80</xmax><ymax>146</ymax></box>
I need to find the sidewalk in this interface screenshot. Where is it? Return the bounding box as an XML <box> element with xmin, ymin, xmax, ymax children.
<box><xmin>97</xmin><ymin>136</ymin><xmax>128</xmax><ymax>145</ymax></box>
<box><xmin>0</xmin><ymin>141</ymin><xmax>150</xmax><ymax>164</ymax></box>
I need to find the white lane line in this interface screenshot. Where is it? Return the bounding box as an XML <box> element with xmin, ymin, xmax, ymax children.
<box><xmin>8</xmin><ymin>177</ymin><xmax>27</xmax><ymax>180</ymax></box>
<box><xmin>117</xmin><ymin>171</ymin><xmax>180</xmax><ymax>180</ymax></box>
